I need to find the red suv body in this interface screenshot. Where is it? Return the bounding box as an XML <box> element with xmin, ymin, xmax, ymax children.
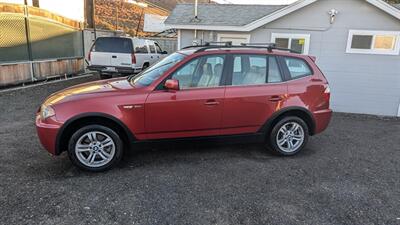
<box><xmin>36</xmin><ymin>45</ymin><xmax>332</xmax><ymax>171</ymax></box>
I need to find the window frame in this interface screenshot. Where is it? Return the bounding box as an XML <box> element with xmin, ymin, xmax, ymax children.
<box><xmin>225</xmin><ymin>54</ymin><xmax>285</xmax><ymax>87</ymax></box>
<box><xmin>271</xmin><ymin>33</ymin><xmax>311</xmax><ymax>55</ymax></box>
<box><xmin>280</xmin><ymin>56</ymin><xmax>314</xmax><ymax>81</ymax></box>
<box><xmin>346</xmin><ymin>30</ymin><xmax>400</xmax><ymax>55</ymax></box>
<box><xmin>159</xmin><ymin>54</ymin><xmax>229</xmax><ymax>90</ymax></box>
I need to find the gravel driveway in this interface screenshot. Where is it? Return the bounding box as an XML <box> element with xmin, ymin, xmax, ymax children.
<box><xmin>0</xmin><ymin>75</ymin><xmax>399</xmax><ymax>225</ymax></box>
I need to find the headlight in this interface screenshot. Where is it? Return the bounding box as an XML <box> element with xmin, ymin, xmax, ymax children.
<box><xmin>41</xmin><ymin>105</ymin><xmax>55</xmax><ymax>120</ymax></box>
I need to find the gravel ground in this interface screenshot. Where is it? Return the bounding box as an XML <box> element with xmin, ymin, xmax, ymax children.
<box><xmin>0</xmin><ymin>75</ymin><xmax>399</xmax><ymax>225</ymax></box>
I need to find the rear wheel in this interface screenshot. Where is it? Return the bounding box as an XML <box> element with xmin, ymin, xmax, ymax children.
<box><xmin>68</xmin><ymin>125</ymin><xmax>123</xmax><ymax>172</ymax></box>
<box><xmin>267</xmin><ymin>116</ymin><xmax>309</xmax><ymax>156</ymax></box>
<box><xmin>142</xmin><ymin>63</ymin><xmax>149</xmax><ymax>71</ymax></box>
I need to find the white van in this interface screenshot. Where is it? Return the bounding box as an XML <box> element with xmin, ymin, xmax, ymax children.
<box><xmin>87</xmin><ymin>37</ymin><xmax>167</xmax><ymax>79</ymax></box>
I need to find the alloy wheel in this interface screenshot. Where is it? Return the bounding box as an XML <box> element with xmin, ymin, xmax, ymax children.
<box><xmin>75</xmin><ymin>131</ymin><xmax>116</xmax><ymax>168</ymax></box>
<box><xmin>276</xmin><ymin>122</ymin><xmax>305</xmax><ymax>153</ymax></box>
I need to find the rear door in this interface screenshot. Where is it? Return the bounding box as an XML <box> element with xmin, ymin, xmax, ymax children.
<box><xmin>221</xmin><ymin>54</ymin><xmax>287</xmax><ymax>135</ymax></box>
<box><xmin>91</xmin><ymin>37</ymin><xmax>133</xmax><ymax>68</ymax></box>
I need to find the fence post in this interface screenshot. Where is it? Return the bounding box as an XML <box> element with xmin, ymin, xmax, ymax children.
<box><xmin>23</xmin><ymin>0</ymin><xmax>34</xmax><ymax>81</ymax></box>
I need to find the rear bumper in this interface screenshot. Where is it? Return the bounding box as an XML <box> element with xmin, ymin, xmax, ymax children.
<box><xmin>87</xmin><ymin>65</ymin><xmax>138</xmax><ymax>74</ymax></box>
<box><xmin>35</xmin><ymin>114</ymin><xmax>62</xmax><ymax>155</ymax></box>
<box><xmin>313</xmin><ymin>109</ymin><xmax>333</xmax><ymax>134</ymax></box>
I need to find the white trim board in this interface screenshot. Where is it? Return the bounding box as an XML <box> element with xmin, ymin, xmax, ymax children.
<box><xmin>346</xmin><ymin>30</ymin><xmax>400</xmax><ymax>55</ymax></box>
<box><xmin>217</xmin><ymin>33</ymin><xmax>251</xmax><ymax>44</ymax></box>
<box><xmin>166</xmin><ymin>0</ymin><xmax>400</xmax><ymax>32</ymax></box>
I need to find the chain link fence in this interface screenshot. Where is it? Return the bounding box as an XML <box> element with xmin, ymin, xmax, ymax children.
<box><xmin>0</xmin><ymin>3</ymin><xmax>85</xmax><ymax>86</ymax></box>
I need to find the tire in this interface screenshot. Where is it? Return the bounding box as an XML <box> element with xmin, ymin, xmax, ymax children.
<box><xmin>68</xmin><ymin>125</ymin><xmax>123</xmax><ymax>172</ymax></box>
<box><xmin>99</xmin><ymin>73</ymin><xmax>112</xmax><ymax>80</ymax></box>
<box><xmin>266</xmin><ymin>116</ymin><xmax>309</xmax><ymax>156</ymax></box>
<box><xmin>142</xmin><ymin>63</ymin><xmax>149</xmax><ymax>71</ymax></box>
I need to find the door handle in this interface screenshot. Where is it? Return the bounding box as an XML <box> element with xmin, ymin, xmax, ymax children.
<box><xmin>112</xmin><ymin>55</ymin><xmax>117</xmax><ymax>58</ymax></box>
<box><xmin>204</xmin><ymin>100</ymin><xmax>220</xmax><ymax>106</ymax></box>
<box><xmin>269</xmin><ymin>96</ymin><xmax>283</xmax><ymax>102</ymax></box>
<box><xmin>151</xmin><ymin>56</ymin><xmax>153</xmax><ymax>59</ymax></box>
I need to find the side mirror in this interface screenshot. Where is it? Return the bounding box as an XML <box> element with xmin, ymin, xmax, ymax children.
<box><xmin>164</xmin><ymin>79</ymin><xmax>179</xmax><ymax>91</ymax></box>
<box><xmin>162</xmin><ymin>51</ymin><xmax>168</xmax><ymax>54</ymax></box>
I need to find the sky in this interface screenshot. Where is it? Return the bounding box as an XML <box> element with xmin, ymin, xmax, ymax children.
<box><xmin>213</xmin><ymin>0</ymin><xmax>297</xmax><ymax>4</ymax></box>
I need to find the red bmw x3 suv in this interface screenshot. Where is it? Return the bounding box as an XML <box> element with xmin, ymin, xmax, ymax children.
<box><xmin>36</xmin><ymin>43</ymin><xmax>332</xmax><ymax>171</ymax></box>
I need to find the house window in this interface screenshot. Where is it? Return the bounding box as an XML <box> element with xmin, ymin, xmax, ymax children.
<box><xmin>271</xmin><ymin>33</ymin><xmax>311</xmax><ymax>54</ymax></box>
<box><xmin>346</xmin><ymin>30</ymin><xmax>400</xmax><ymax>55</ymax></box>
<box><xmin>217</xmin><ymin>33</ymin><xmax>251</xmax><ymax>45</ymax></box>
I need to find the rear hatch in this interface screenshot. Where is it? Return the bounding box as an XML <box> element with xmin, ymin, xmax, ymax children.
<box><xmin>90</xmin><ymin>37</ymin><xmax>133</xmax><ymax>68</ymax></box>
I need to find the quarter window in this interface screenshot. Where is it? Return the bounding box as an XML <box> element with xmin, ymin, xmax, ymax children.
<box><xmin>172</xmin><ymin>55</ymin><xmax>225</xmax><ymax>89</ymax></box>
<box><xmin>149</xmin><ymin>44</ymin><xmax>156</xmax><ymax>53</ymax></box>
<box><xmin>346</xmin><ymin>30</ymin><xmax>400</xmax><ymax>55</ymax></box>
<box><xmin>284</xmin><ymin>57</ymin><xmax>312</xmax><ymax>79</ymax></box>
<box><xmin>232</xmin><ymin>55</ymin><xmax>282</xmax><ymax>86</ymax></box>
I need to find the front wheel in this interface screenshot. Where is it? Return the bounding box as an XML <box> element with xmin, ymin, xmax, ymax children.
<box><xmin>68</xmin><ymin>125</ymin><xmax>123</xmax><ymax>172</ymax></box>
<box><xmin>267</xmin><ymin>116</ymin><xmax>309</xmax><ymax>156</ymax></box>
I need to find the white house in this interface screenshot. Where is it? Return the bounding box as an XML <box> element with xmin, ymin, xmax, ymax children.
<box><xmin>165</xmin><ymin>0</ymin><xmax>400</xmax><ymax>117</ymax></box>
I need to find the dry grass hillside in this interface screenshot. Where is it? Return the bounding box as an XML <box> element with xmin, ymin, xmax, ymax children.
<box><xmin>95</xmin><ymin>0</ymin><xmax>214</xmax><ymax>37</ymax></box>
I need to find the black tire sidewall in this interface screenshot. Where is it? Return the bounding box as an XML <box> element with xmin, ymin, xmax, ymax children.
<box><xmin>268</xmin><ymin>116</ymin><xmax>309</xmax><ymax>156</ymax></box>
<box><xmin>68</xmin><ymin>125</ymin><xmax>123</xmax><ymax>172</ymax></box>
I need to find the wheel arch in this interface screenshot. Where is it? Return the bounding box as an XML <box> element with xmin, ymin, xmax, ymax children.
<box><xmin>259</xmin><ymin>107</ymin><xmax>316</xmax><ymax>136</ymax></box>
<box><xmin>55</xmin><ymin>113</ymin><xmax>136</xmax><ymax>155</ymax></box>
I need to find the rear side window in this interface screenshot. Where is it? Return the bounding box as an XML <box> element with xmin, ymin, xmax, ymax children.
<box><xmin>134</xmin><ymin>40</ymin><xmax>148</xmax><ymax>54</ymax></box>
<box><xmin>284</xmin><ymin>57</ymin><xmax>312</xmax><ymax>79</ymax></box>
<box><xmin>149</xmin><ymin>44</ymin><xmax>156</xmax><ymax>53</ymax></box>
<box><xmin>232</xmin><ymin>55</ymin><xmax>282</xmax><ymax>85</ymax></box>
<box><xmin>93</xmin><ymin>37</ymin><xmax>133</xmax><ymax>53</ymax></box>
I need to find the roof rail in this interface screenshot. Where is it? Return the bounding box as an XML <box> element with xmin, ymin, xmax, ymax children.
<box><xmin>181</xmin><ymin>42</ymin><xmax>301</xmax><ymax>54</ymax></box>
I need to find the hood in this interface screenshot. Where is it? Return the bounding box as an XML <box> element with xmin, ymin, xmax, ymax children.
<box><xmin>43</xmin><ymin>77</ymin><xmax>135</xmax><ymax>106</ymax></box>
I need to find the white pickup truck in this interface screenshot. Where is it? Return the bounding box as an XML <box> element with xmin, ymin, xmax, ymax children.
<box><xmin>87</xmin><ymin>37</ymin><xmax>168</xmax><ymax>79</ymax></box>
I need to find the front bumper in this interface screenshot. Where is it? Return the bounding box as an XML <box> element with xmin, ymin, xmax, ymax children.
<box><xmin>35</xmin><ymin>114</ymin><xmax>62</xmax><ymax>155</ymax></box>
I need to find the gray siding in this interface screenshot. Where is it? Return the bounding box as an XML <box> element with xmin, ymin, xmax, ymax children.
<box><xmin>178</xmin><ymin>0</ymin><xmax>400</xmax><ymax>116</ymax></box>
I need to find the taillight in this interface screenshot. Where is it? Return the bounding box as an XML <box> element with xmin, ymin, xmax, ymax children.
<box><xmin>88</xmin><ymin>51</ymin><xmax>91</xmax><ymax>61</ymax></box>
<box><xmin>324</xmin><ymin>86</ymin><xmax>330</xmax><ymax>94</ymax></box>
<box><xmin>324</xmin><ymin>85</ymin><xmax>331</xmax><ymax>104</ymax></box>
<box><xmin>131</xmin><ymin>53</ymin><xmax>136</xmax><ymax>65</ymax></box>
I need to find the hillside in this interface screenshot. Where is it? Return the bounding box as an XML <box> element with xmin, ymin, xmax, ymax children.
<box><xmin>94</xmin><ymin>0</ymin><xmax>214</xmax><ymax>37</ymax></box>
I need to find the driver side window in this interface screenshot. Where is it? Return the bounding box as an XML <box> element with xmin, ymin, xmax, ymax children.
<box><xmin>172</xmin><ymin>55</ymin><xmax>225</xmax><ymax>89</ymax></box>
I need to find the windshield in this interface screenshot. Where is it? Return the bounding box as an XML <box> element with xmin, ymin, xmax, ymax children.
<box><xmin>129</xmin><ymin>53</ymin><xmax>186</xmax><ymax>87</ymax></box>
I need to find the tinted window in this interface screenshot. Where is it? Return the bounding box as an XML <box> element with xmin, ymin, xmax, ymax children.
<box><xmin>130</xmin><ymin>53</ymin><xmax>186</xmax><ymax>87</ymax></box>
<box><xmin>172</xmin><ymin>55</ymin><xmax>225</xmax><ymax>89</ymax></box>
<box><xmin>134</xmin><ymin>39</ymin><xmax>148</xmax><ymax>53</ymax></box>
<box><xmin>93</xmin><ymin>37</ymin><xmax>133</xmax><ymax>53</ymax></box>
<box><xmin>284</xmin><ymin>57</ymin><xmax>312</xmax><ymax>79</ymax></box>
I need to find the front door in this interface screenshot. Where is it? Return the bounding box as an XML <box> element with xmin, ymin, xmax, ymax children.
<box><xmin>145</xmin><ymin>54</ymin><xmax>227</xmax><ymax>139</ymax></box>
<box><xmin>221</xmin><ymin>54</ymin><xmax>287</xmax><ymax>135</ymax></box>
